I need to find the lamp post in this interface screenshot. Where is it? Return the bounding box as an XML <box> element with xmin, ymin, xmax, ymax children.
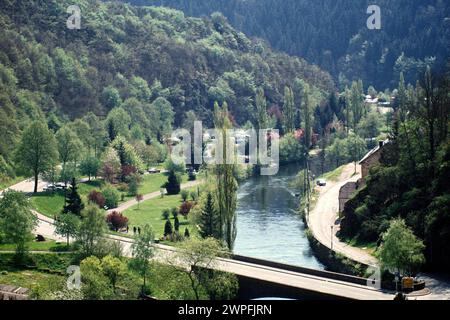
<box><xmin>331</xmin><ymin>225</ymin><xmax>334</xmax><ymax>251</ymax></box>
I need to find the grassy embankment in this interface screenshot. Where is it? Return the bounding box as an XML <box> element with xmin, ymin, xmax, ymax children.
<box><xmin>0</xmin><ymin>240</ymin><xmax>71</xmax><ymax>252</ymax></box>
<box><xmin>123</xmin><ymin>188</ymin><xmax>198</xmax><ymax>239</ymax></box>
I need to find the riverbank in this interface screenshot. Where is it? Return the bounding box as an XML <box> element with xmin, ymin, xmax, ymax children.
<box><xmin>302</xmin><ymin>163</ymin><xmax>450</xmax><ymax>299</ymax></box>
<box><xmin>300</xmin><ymin>163</ymin><xmax>377</xmax><ymax>277</ymax></box>
<box><xmin>306</xmin><ymin>163</ymin><xmax>377</xmax><ymax>267</ymax></box>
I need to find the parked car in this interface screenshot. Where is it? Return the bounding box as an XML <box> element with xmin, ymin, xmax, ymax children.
<box><xmin>316</xmin><ymin>179</ymin><xmax>327</xmax><ymax>187</ymax></box>
<box><xmin>43</xmin><ymin>185</ymin><xmax>56</xmax><ymax>192</ymax></box>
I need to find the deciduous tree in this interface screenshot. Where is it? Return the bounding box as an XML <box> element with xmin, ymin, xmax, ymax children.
<box><xmin>15</xmin><ymin>121</ymin><xmax>59</xmax><ymax>193</ymax></box>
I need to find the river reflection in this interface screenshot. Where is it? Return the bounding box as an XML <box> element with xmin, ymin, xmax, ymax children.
<box><xmin>234</xmin><ymin>164</ymin><xmax>324</xmax><ymax>269</ymax></box>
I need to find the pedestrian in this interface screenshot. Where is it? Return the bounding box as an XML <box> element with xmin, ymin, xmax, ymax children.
<box><xmin>126</xmin><ymin>225</ymin><xmax>129</xmax><ymax>233</ymax></box>
<box><xmin>133</xmin><ymin>226</ymin><xmax>137</xmax><ymax>234</ymax></box>
<box><xmin>138</xmin><ymin>227</ymin><xmax>141</xmax><ymax>235</ymax></box>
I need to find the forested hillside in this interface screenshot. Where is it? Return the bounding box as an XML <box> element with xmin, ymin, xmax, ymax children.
<box><xmin>340</xmin><ymin>69</ymin><xmax>450</xmax><ymax>272</ymax></box>
<box><xmin>0</xmin><ymin>0</ymin><xmax>333</xmax><ymax>178</ymax></box>
<box><xmin>131</xmin><ymin>0</ymin><xmax>450</xmax><ymax>89</ymax></box>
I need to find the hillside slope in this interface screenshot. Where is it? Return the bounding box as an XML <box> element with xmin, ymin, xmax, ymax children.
<box><xmin>132</xmin><ymin>0</ymin><xmax>450</xmax><ymax>89</ymax></box>
<box><xmin>0</xmin><ymin>0</ymin><xmax>333</xmax><ymax>169</ymax></box>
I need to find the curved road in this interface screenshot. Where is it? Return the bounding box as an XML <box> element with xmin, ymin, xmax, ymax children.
<box><xmin>308</xmin><ymin>163</ymin><xmax>378</xmax><ymax>266</ymax></box>
<box><xmin>307</xmin><ymin>163</ymin><xmax>450</xmax><ymax>300</ymax></box>
<box><xmin>33</xmin><ymin>211</ymin><xmax>393</xmax><ymax>300</ymax></box>
<box><xmin>20</xmin><ymin>176</ymin><xmax>392</xmax><ymax>300</ymax></box>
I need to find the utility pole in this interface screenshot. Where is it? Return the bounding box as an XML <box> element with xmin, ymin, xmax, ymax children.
<box><xmin>305</xmin><ymin>152</ymin><xmax>311</xmax><ymax>216</ymax></box>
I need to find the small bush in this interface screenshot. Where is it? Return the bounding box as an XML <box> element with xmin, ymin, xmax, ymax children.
<box><xmin>106</xmin><ymin>211</ymin><xmax>129</xmax><ymax>232</ymax></box>
<box><xmin>164</xmin><ymin>219</ymin><xmax>173</xmax><ymax>237</ymax></box>
<box><xmin>88</xmin><ymin>190</ymin><xmax>106</xmax><ymax>208</ymax></box>
<box><xmin>171</xmin><ymin>207</ymin><xmax>179</xmax><ymax>218</ymax></box>
<box><xmin>179</xmin><ymin>201</ymin><xmax>194</xmax><ymax>217</ymax></box>
<box><xmin>188</xmin><ymin>170</ymin><xmax>196</xmax><ymax>181</ymax></box>
<box><xmin>162</xmin><ymin>209</ymin><xmax>170</xmax><ymax>220</ymax></box>
<box><xmin>190</xmin><ymin>191</ymin><xmax>198</xmax><ymax>202</ymax></box>
<box><xmin>121</xmin><ymin>165</ymin><xmax>137</xmax><ymax>180</ymax></box>
<box><xmin>102</xmin><ymin>186</ymin><xmax>120</xmax><ymax>209</ymax></box>
<box><xmin>164</xmin><ymin>171</ymin><xmax>181</xmax><ymax>195</ymax></box>
<box><xmin>174</xmin><ymin>216</ymin><xmax>180</xmax><ymax>232</ymax></box>
<box><xmin>180</xmin><ymin>190</ymin><xmax>189</xmax><ymax>202</ymax></box>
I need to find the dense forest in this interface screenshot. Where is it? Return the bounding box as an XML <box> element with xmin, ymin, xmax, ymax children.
<box><xmin>0</xmin><ymin>0</ymin><xmax>334</xmax><ymax>180</ymax></box>
<box><xmin>130</xmin><ymin>0</ymin><xmax>450</xmax><ymax>89</ymax></box>
<box><xmin>340</xmin><ymin>69</ymin><xmax>450</xmax><ymax>272</ymax></box>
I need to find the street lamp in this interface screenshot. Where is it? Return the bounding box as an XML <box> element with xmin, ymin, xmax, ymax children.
<box><xmin>331</xmin><ymin>225</ymin><xmax>334</xmax><ymax>251</ymax></box>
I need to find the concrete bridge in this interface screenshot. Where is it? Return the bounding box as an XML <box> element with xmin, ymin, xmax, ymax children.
<box><xmin>35</xmin><ymin>213</ymin><xmax>393</xmax><ymax>300</ymax></box>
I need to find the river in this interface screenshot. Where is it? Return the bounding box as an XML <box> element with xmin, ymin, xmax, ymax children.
<box><xmin>234</xmin><ymin>164</ymin><xmax>324</xmax><ymax>270</ymax></box>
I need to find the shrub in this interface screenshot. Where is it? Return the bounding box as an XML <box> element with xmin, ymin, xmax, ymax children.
<box><xmin>121</xmin><ymin>165</ymin><xmax>137</xmax><ymax>180</ymax></box>
<box><xmin>162</xmin><ymin>209</ymin><xmax>170</xmax><ymax>220</ymax></box>
<box><xmin>179</xmin><ymin>201</ymin><xmax>194</xmax><ymax>217</ymax></box>
<box><xmin>188</xmin><ymin>170</ymin><xmax>196</xmax><ymax>181</ymax></box>
<box><xmin>190</xmin><ymin>191</ymin><xmax>198</xmax><ymax>202</ymax></box>
<box><xmin>116</xmin><ymin>183</ymin><xmax>128</xmax><ymax>193</ymax></box>
<box><xmin>171</xmin><ymin>207</ymin><xmax>179</xmax><ymax>218</ymax></box>
<box><xmin>102</xmin><ymin>186</ymin><xmax>120</xmax><ymax>209</ymax></box>
<box><xmin>164</xmin><ymin>219</ymin><xmax>173</xmax><ymax>237</ymax></box>
<box><xmin>88</xmin><ymin>190</ymin><xmax>106</xmax><ymax>208</ymax></box>
<box><xmin>180</xmin><ymin>190</ymin><xmax>189</xmax><ymax>202</ymax></box>
<box><xmin>174</xmin><ymin>216</ymin><xmax>180</xmax><ymax>232</ymax></box>
<box><xmin>127</xmin><ymin>173</ymin><xmax>142</xmax><ymax>196</ymax></box>
<box><xmin>164</xmin><ymin>170</ymin><xmax>180</xmax><ymax>195</ymax></box>
<box><xmin>106</xmin><ymin>211</ymin><xmax>129</xmax><ymax>232</ymax></box>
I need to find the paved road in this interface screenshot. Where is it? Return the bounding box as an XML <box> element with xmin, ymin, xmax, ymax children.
<box><xmin>2</xmin><ymin>178</ymin><xmax>47</xmax><ymax>194</ymax></box>
<box><xmin>308</xmin><ymin>163</ymin><xmax>378</xmax><ymax>266</ymax></box>
<box><xmin>1</xmin><ymin>177</ymin><xmax>90</xmax><ymax>194</ymax></box>
<box><xmin>307</xmin><ymin>163</ymin><xmax>450</xmax><ymax>300</ymax></box>
<box><xmin>34</xmin><ymin>211</ymin><xmax>394</xmax><ymax>300</ymax></box>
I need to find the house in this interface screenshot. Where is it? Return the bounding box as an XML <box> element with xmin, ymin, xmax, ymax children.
<box><xmin>338</xmin><ymin>140</ymin><xmax>389</xmax><ymax>213</ymax></box>
<box><xmin>359</xmin><ymin>139</ymin><xmax>389</xmax><ymax>182</ymax></box>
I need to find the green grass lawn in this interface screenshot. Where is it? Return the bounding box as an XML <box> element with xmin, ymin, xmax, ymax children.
<box><xmin>344</xmin><ymin>238</ymin><xmax>377</xmax><ymax>256</ymax></box>
<box><xmin>114</xmin><ymin>173</ymin><xmax>188</xmax><ymax>203</ymax></box>
<box><xmin>31</xmin><ymin>192</ymin><xmax>66</xmax><ymax>218</ymax></box>
<box><xmin>135</xmin><ymin>173</ymin><xmax>187</xmax><ymax>197</ymax></box>
<box><xmin>0</xmin><ymin>269</ymin><xmax>64</xmax><ymax>291</ymax></box>
<box><xmin>139</xmin><ymin>173</ymin><xmax>168</xmax><ymax>195</ymax></box>
<box><xmin>123</xmin><ymin>190</ymin><xmax>197</xmax><ymax>239</ymax></box>
<box><xmin>31</xmin><ymin>180</ymin><xmax>103</xmax><ymax>217</ymax></box>
<box><xmin>31</xmin><ymin>173</ymin><xmax>190</xmax><ymax>219</ymax></box>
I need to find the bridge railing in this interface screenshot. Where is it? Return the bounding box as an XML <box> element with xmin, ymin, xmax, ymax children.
<box><xmin>232</xmin><ymin>254</ymin><xmax>370</xmax><ymax>287</ymax></box>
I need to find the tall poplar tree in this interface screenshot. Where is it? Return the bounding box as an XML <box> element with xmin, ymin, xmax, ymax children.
<box><xmin>302</xmin><ymin>83</ymin><xmax>312</xmax><ymax>150</ymax></box>
<box><xmin>283</xmin><ymin>86</ymin><xmax>295</xmax><ymax>134</ymax></box>
<box><xmin>213</xmin><ymin>102</ymin><xmax>238</xmax><ymax>250</ymax></box>
<box><xmin>255</xmin><ymin>87</ymin><xmax>268</xmax><ymax>130</ymax></box>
